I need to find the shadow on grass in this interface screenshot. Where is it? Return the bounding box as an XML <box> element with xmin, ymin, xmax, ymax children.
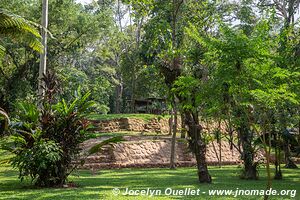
<box><xmin>0</xmin><ymin>166</ymin><xmax>299</xmax><ymax>200</ymax></box>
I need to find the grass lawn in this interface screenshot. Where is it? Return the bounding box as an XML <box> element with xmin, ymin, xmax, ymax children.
<box><xmin>88</xmin><ymin>113</ymin><xmax>170</xmax><ymax>122</ymax></box>
<box><xmin>0</xmin><ymin>164</ymin><xmax>299</xmax><ymax>200</ymax></box>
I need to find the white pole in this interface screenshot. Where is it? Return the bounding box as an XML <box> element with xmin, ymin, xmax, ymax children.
<box><xmin>38</xmin><ymin>0</ymin><xmax>48</xmax><ymax>97</ymax></box>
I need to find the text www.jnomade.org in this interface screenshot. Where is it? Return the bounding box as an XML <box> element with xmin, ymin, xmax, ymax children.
<box><xmin>111</xmin><ymin>187</ymin><xmax>297</xmax><ymax>198</ymax></box>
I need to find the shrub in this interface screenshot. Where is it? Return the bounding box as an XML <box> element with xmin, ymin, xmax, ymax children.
<box><xmin>2</xmin><ymin>72</ymin><xmax>123</xmax><ymax>187</ymax></box>
<box><xmin>11</xmin><ymin>139</ymin><xmax>62</xmax><ymax>185</ymax></box>
<box><xmin>4</xmin><ymin>72</ymin><xmax>94</xmax><ymax>187</ymax></box>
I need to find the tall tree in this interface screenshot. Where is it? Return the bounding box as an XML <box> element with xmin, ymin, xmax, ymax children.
<box><xmin>137</xmin><ymin>0</ymin><xmax>213</xmax><ymax>182</ymax></box>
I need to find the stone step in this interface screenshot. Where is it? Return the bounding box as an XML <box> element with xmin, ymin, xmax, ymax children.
<box><xmin>80</xmin><ymin>161</ymin><xmax>199</xmax><ymax>170</ymax></box>
<box><xmin>85</xmin><ymin>156</ymin><xmax>114</xmax><ymax>163</ymax></box>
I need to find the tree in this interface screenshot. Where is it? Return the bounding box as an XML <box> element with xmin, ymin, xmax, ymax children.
<box><xmin>137</xmin><ymin>0</ymin><xmax>213</xmax><ymax>182</ymax></box>
<box><xmin>258</xmin><ymin>0</ymin><xmax>300</xmax><ymax>169</ymax></box>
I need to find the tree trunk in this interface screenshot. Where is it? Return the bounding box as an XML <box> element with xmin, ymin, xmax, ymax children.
<box><xmin>219</xmin><ymin>140</ymin><xmax>222</xmax><ymax>168</ymax></box>
<box><xmin>184</xmin><ymin>111</ymin><xmax>211</xmax><ymax>183</ymax></box>
<box><xmin>211</xmin><ymin>141</ymin><xmax>221</xmax><ymax>167</ymax></box>
<box><xmin>264</xmin><ymin>144</ymin><xmax>272</xmax><ymax>200</ymax></box>
<box><xmin>195</xmin><ymin>142</ymin><xmax>211</xmax><ymax>183</ymax></box>
<box><xmin>274</xmin><ymin>145</ymin><xmax>283</xmax><ymax>179</ymax></box>
<box><xmin>180</xmin><ymin>113</ymin><xmax>186</xmax><ymax>138</ymax></box>
<box><xmin>168</xmin><ymin>109</ymin><xmax>173</xmax><ymax>135</ymax></box>
<box><xmin>117</xmin><ymin>0</ymin><xmax>123</xmax><ymax>32</ymax></box>
<box><xmin>170</xmin><ymin>103</ymin><xmax>177</xmax><ymax>169</ymax></box>
<box><xmin>160</xmin><ymin>0</ymin><xmax>211</xmax><ymax>183</ymax></box>
<box><xmin>274</xmin><ymin>132</ymin><xmax>283</xmax><ymax>179</ymax></box>
<box><xmin>130</xmin><ymin>72</ymin><xmax>136</xmax><ymax>113</ymax></box>
<box><xmin>263</xmin><ymin>128</ymin><xmax>272</xmax><ymax>200</ymax></box>
<box><xmin>298</xmin><ymin>118</ymin><xmax>300</xmax><ymax>146</ymax></box>
<box><xmin>115</xmin><ymin>81</ymin><xmax>123</xmax><ymax>114</ymax></box>
<box><xmin>283</xmin><ymin>140</ymin><xmax>298</xmax><ymax>169</ymax></box>
<box><xmin>238</xmin><ymin>123</ymin><xmax>257</xmax><ymax>179</ymax></box>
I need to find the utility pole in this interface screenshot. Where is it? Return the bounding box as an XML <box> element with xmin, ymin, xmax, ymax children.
<box><xmin>38</xmin><ymin>0</ymin><xmax>48</xmax><ymax>97</ymax></box>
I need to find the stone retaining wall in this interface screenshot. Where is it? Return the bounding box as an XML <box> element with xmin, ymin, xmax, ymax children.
<box><xmin>80</xmin><ymin>138</ymin><xmax>251</xmax><ymax>169</ymax></box>
<box><xmin>90</xmin><ymin>118</ymin><xmax>173</xmax><ymax>133</ymax></box>
<box><xmin>90</xmin><ymin>117</ymin><xmax>227</xmax><ymax>134</ymax></box>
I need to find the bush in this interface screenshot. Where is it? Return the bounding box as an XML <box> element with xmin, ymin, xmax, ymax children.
<box><xmin>4</xmin><ymin>72</ymin><xmax>94</xmax><ymax>187</ymax></box>
<box><xmin>11</xmin><ymin>139</ymin><xmax>62</xmax><ymax>185</ymax></box>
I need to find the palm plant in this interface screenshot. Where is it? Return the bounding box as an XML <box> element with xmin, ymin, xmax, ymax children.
<box><xmin>0</xmin><ymin>8</ymin><xmax>43</xmax><ymax>56</ymax></box>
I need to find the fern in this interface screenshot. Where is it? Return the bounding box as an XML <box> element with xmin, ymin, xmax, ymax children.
<box><xmin>0</xmin><ymin>8</ymin><xmax>43</xmax><ymax>55</ymax></box>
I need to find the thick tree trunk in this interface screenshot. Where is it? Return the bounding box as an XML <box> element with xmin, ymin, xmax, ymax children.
<box><xmin>195</xmin><ymin>141</ymin><xmax>211</xmax><ymax>183</ymax></box>
<box><xmin>184</xmin><ymin>111</ymin><xmax>211</xmax><ymax>183</ymax></box>
<box><xmin>238</xmin><ymin>124</ymin><xmax>257</xmax><ymax>179</ymax></box>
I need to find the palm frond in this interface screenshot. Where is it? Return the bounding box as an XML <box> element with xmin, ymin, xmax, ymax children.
<box><xmin>0</xmin><ymin>107</ymin><xmax>10</xmax><ymax>130</ymax></box>
<box><xmin>88</xmin><ymin>136</ymin><xmax>124</xmax><ymax>155</ymax></box>
<box><xmin>0</xmin><ymin>8</ymin><xmax>43</xmax><ymax>53</ymax></box>
<box><xmin>0</xmin><ymin>44</ymin><xmax>4</xmax><ymax>57</ymax></box>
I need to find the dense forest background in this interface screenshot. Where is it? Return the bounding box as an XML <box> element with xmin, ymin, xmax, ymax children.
<box><xmin>0</xmin><ymin>0</ymin><xmax>167</xmax><ymax>115</ymax></box>
<box><xmin>1</xmin><ymin>0</ymin><xmax>300</xmax><ymax>186</ymax></box>
<box><xmin>1</xmin><ymin>0</ymin><xmax>299</xmax><ymax>115</ymax></box>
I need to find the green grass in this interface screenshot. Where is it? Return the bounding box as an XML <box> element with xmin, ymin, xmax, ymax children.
<box><xmin>88</xmin><ymin>114</ymin><xmax>170</xmax><ymax>122</ymax></box>
<box><xmin>0</xmin><ymin>165</ymin><xmax>299</xmax><ymax>200</ymax></box>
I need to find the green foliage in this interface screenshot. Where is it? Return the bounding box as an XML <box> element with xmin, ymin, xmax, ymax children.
<box><xmin>3</xmin><ymin>72</ymin><xmax>95</xmax><ymax>187</ymax></box>
<box><xmin>14</xmin><ymin>102</ymin><xmax>39</xmax><ymax>126</ymax></box>
<box><xmin>11</xmin><ymin>139</ymin><xmax>62</xmax><ymax>183</ymax></box>
<box><xmin>172</xmin><ymin>76</ymin><xmax>201</xmax><ymax>112</ymax></box>
<box><xmin>1</xmin><ymin>0</ymin><xmax>300</xmax><ymax>187</ymax></box>
<box><xmin>0</xmin><ymin>7</ymin><xmax>43</xmax><ymax>114</ymax></box>
<box><xmin>0</xmin><ymin>1</ymin><xmax>117</xmax><ymax>114</ymax></box>
<box><xmin>185</xmin><ymin>7</ymin><xmax>300</xmax><ymax>179</ymax></box>
<box><xmin>0</xmin><ymin>8</ymin><xmax>42</xmax><ymax>55</ymax></box>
